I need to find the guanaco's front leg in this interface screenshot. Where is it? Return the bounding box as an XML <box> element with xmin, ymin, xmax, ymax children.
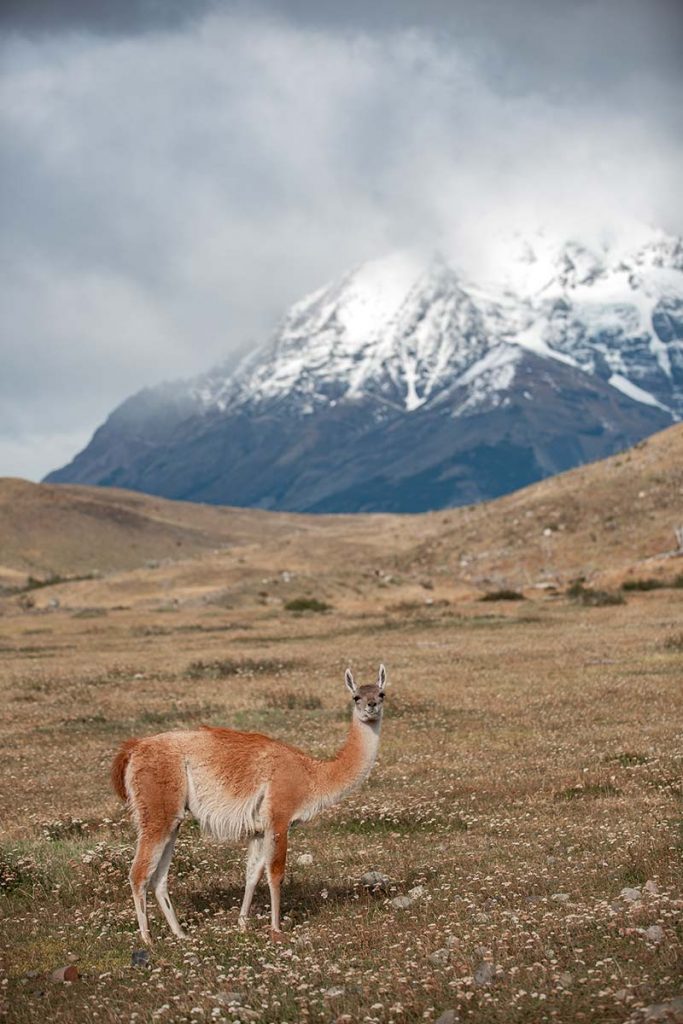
<box><xmin>266</xmin><ymin>822</ymin><xmax>288</xmax><ymax>941</ymax></box>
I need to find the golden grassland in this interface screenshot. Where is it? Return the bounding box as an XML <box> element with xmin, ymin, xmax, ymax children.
<box><xmin>1</xmin><ymin>586</ymin><xmax>682</xmax><ymax>1023</ymax></box>
<box><xmin>0</xmin><ymin>425</ymin><xmax>682</xmax><ymax>1023</ymax></box>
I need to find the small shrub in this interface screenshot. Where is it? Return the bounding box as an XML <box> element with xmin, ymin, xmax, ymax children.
<box><xmin>284</xmin><ymin>597</ymin><xmax>332</xmax><ymax>613</ymax></box>
<box><xmin>479</xmin><ymin>589</ymin><xmax>525</xmax><ymax>602</ymax></box>
<box><xmin>673</xmin><ymin>573</ymin><xmax>683</xmax><ymax>589</ymax></box>
<box><xmin>40</xmin><ymin>816</ymin><xmax>88</xmax><ymax>841</ymax></box>
<box><xmin>610</xmin><ymin>752</ymin><xmax>652</xmax><ymax>767</ymax></box>
<box><xmin>663</xmin><ymin>631</ymin><xmax>683</xmax><ymax>651</ymax></box>
<box><xmin>621</xmin><ymin>578</ymin><xmax>666</xmax><ymax>591</ymax></box>
<box><xmin>0</xmin><ymin>849</ymin><xmax>37</xmax><ymax>894</ymax></box>
<box><xmin>567</xmin><ymin>582</ymin><xmax>625</xmax><ymax>606</ymax></box>
<box><xmin>187</xmin><ymin>658</ymin><xmax>294</xmax><ymax>679</ymax></box>
<box><xmin>555</xmin><ymin>782</ymin><xmax>621</xmax><ymax>801</ymax></box>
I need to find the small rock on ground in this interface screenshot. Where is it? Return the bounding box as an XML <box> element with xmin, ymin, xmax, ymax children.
<box><xmin>644</xmin><ymin>879</ymin><xmax>659</xmax><ymax>894</ymax></box>
<box><xmin>551</xmin><ymin>892</ymin><xmax>570</xmax><ymax>902</ymax></box>
<box><xmin>215</xmin><ymin>992</ymin><xmax>242</xmax><ymax>1006</ymax></box>
<box><xmin>621</xmin><ymin>887</ymin><xmax>642</xmax><ymax>902</ymax></box>
<box><xmin>473</xmin><ymin>962</ymin><xmax>496</xmax><ymax>987</ymax></box>
<box><xmin>435</xmin><ymin>1011</ymin><xmax>458</xmax><ymax>1024</ymax></box>
<box><xmin>428</xmin><ymin>948</ymin><xmax>451</xmax><ymax>967</ymax></box>
<box><xmin>408</xmin><ymin>885</ymin><xmax>425</xmax><ymax>899</ymax></box>
<box><xmin>296</xmin><ymin>853</ymin><xmax>313</xmax><ymax>865</ymax></box>
<box><xmin>324</xmin><ymin>987</ymin><xmax>345</xmax><ymax>999</ymax></box>
<box><xmin>361</xmin><ymin>871</ymin><xmax>390</xmax><ymax>890</ymax></box>
<box><xmin>629</xmin><ymin>995</ymin><xmax>683</xmax><ymax>1022</ymax></box>
<box><xmin>391</xmin><ymin>895</ymin><xmax>413</xmax><ymax>910</ymax></box>
<box><xmin>131</xmin><ymin>950</ymin><xmax>150</xmax><ymax>968</ymax></box>
<box><xmin>643</xmin><ymin>925</ymin><xmax>665</xmax><ymax>943</ymax></box>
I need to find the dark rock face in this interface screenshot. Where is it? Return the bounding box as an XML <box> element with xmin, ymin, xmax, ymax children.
<box><xmin>46</xmin><ymin>236</ymin><xmax>682</xmax><ymax>513</ymax></box>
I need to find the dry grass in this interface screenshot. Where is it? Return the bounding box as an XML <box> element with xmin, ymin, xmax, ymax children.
<box><xmin>1</xmin><ymin>582</ymin><xmax>681</xmax><ymax>1024</ymax></box>
<box><xmin>1</xmin><ymin>429</ymin><xmax>682</xmax><ymax>1021</ymax></box>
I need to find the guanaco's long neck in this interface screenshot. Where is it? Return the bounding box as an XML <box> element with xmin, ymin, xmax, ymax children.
<box><xmin>316</xmin><ymin>714</ymin><xmax>381</xmax><ymax>803</ymax></box>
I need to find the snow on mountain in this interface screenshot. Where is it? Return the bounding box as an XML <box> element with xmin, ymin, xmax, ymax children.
<box><xmin>45</xmin><ymin>225</ymin><xmax>683</xmax><ymax>513</ymax></box>
<box><xmin>191</xmin><ymin>226</ymin><xmax>683</xmax><ymax>422</ymax></box>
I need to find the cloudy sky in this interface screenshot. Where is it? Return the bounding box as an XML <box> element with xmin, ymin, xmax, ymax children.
<box><xmin>1</xmin><ymin>0</ymin><xmax>681</xmax><ymax>480</ymax></box>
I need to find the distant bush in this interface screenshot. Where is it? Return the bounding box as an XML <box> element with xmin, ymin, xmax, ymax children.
<box><xmin>479</xmin><ymin>589</ymin><xmax>525</xmax><ymax>602</ymax></box>
<box><xmin>673</xmin><ymin>573</ymin><xmax>683</xmax><ymax>589</ymax></box>
<box><xmin>284</xmin><ymin>597</ymin><xmax>332</xmax><ymax>613</ymax></box>
<box><xmin>23</xmin><ymin>572</ymin><xmax>96</xmax><ymax>591</ymax></box>
<box><xmin>567</xmin><ymin>581</ymin><xmax>625</xmax><ymax>607</ymax></box>
<box><xmin>621</xmin><ymin>578</ymin><xmax>666</xmax><ymax>591</ymax></box>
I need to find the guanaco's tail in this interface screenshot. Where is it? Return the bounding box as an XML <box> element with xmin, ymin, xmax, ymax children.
<box><xmin>111</xmin><ymin>738</ymin><xmax>139</xmax><ymax>801</ymax></box>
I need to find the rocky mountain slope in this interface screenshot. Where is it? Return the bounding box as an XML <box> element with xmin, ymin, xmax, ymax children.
<box><xmin>45</xmin><ymin>229</ymin><xmax>683</xmax><ymax>512</ymax></box>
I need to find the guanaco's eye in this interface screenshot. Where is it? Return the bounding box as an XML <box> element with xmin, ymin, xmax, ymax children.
<box><xmin>353</xmin><ymin>695</ymin><xmax>361</xmax><ymax>702</ymax></box>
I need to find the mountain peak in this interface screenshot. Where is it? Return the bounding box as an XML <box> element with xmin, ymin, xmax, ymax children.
<box><xmin>45</xmin><ymin>227</ymin><xmax>682</xmax><ymax>513</ymax></box>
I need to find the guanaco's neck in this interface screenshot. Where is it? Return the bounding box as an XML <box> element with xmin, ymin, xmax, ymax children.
<box><xmin>316</xmin><ymin>713</ymin><xmax>381</xmax><ymax>803</ymax></box>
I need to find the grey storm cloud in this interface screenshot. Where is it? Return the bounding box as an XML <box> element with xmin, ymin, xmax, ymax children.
<box><xmin>1</xmin><ymin>0</ymin><xmax>681</xmax><ymax>479</ymax></box>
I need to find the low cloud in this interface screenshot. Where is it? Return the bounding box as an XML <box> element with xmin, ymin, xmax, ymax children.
<box><xmin>1</xmin><ymin>3</ymin><xmax>681</xmax><ymax>479</ymax></box>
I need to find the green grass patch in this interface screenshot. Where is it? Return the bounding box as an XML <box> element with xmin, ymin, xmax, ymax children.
<box><xmin>284</xmin><ymin>597</ymin><xmax>332</xmax><ymax>613</ymax></box>
<box><xmin>567</xmin><ymin>581</ymin><xmax>625</xmax><ymax>606</ymax></box>
<box><xmin>621</xmin><ymin>578</ymin><xmax>666</xmax><ymax>591</ymax></box>
<box><xmin>329</xmin><ymin>813</ymin><xmax>468</xmax><ymax>836</ymax></box>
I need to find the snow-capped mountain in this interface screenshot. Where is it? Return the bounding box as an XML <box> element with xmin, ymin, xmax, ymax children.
<box><xmin>45</xmin><ymin>228</ymin><xmax>683</xmax><ymax>512</ymax></box>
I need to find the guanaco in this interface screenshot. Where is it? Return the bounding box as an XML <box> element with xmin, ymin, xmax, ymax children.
<box><xmin>111</xmin><ymin>665</ymin><xmax>386</xmax><ymax>942</ymax></box>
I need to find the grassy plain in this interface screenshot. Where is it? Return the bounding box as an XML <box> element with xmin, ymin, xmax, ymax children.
<box><xmin>1</xmin><ymin>426</ymin><xmax>682</xmax><ymax>1023</ymax></box>
<box><xmin>1</xmin><ymin>586</ymin><xmax>682</xmax><ymax>1023</ymax></box>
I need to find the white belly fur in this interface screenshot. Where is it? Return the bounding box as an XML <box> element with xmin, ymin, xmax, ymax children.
<box><xmin>185</xmin><ymin>764</ymin><xmax>267</xmax><ymax>840</ymax></box>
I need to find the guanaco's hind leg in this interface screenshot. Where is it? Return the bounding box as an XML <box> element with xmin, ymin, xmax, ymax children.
<box><xmin>126</xmin><ymin>742</ymin><xmax>187</xmax><ymax>943</ymax></box>
<box><xmin>238</xmin><ymin>835</ymin><xmax>266</xmax><ymax>932</ymax></box>
<box><xmin>265</xmin><ymin>823</ymin><xmax>288</xmax><ymax>940</ymax></box>
<box><xmin>151</xmin><ymin>823</ymin><xmax>186</xmax><ymax>939</ymax></box>
<box><xmin>130</xmin><ymin>835</ymin><xmax>167</xmax><ymax>944</ymax></box>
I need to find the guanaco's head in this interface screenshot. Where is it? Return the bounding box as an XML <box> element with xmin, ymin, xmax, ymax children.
<box><xmin>344</xmin><ymin>665</ymin><xmax>387</xmax><ymax>723</ymax></box>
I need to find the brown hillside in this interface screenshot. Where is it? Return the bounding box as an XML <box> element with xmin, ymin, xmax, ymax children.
<box><xmin>0</xmin><ymin>424</ymin><xmax>681</xmax><ymax>605</ymax></box>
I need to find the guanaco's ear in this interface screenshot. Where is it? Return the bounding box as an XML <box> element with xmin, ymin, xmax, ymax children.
<box><xmin>378</xmin><ymin>664</ymin><xmax>387</xmax><ymax>691</ymax></box>
<box><xmin>344</xmin><ymin>668</ymin><xmax>358</xmax><ymax>695</ymax></box>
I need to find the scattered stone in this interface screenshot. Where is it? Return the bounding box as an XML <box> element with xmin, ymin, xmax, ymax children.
<box><xmin>615</xmin><ymin>988</ymin><xmax>630</xmax><ymax>1002</ymax></box>
<box><xmin>131</xmin><ymin>949</ymin><xmax>150</xmax><ymax>968</ymax></box>
<box><xmin>361</xmin><ymin>870</ymin><xmax>390</xmax><ymax>891</ymax></box>
<box><xmin>435</xmin><ymin>1011</ymin><xmax>457</xmax><ymax>1024</ymax></box>
<box><xmin>446</xmin><ymin>935</ymin><xmax>460</xmax><ymax>948</ymax></box>
<box><xmin>215</xmin><ymin>992</ymin><xmax>242</xmax><ymax>1006</ymax></box>
<box><xmin>428</xmin><ymin>948</ymin><xmax>451</xmax><ymax>967</ymax></box>
<box><xmin>644</xmin><ymin>880</ymin><xmax>659</xmax><ymax>895</ymax></box>
<box><xmin>408</xmin><ymin>885</ymin><xmax>425</xmax><ymax>900</ymax></box>
<box><xmin>633</xmin><ymin>995</ymin><xmax>683</xmax><ymax>1022</ymax></box>
<box><xmin>558</xmin><ymin>972</ymin><xmax>574</xmax><ymax>989</ymax></box>
<box><xmin>324</xmin><ymin>987</ymin><xmax>345</xmax><ymax>999</ymax></box>
<box><xmin>296</xmin><ymin>853</ymin><xmax>313</xmax><ymax>865</ymax></box>
<box><xmin>643</xmin><ymin>925</ymin><xmax>665</xmax><ymax>943</ymax></box>
<box><xmin>551</xmin><ymin>892</ymin><xmax>570</xmax><ymax>903</ymax></box>
<box><xmin>621</xmin><ymin>887</ymin><xmax>642</xmax><ymax>902</ymax></box>
<box><xmin>472</xmin><ymin>962</ymin><xmax>496</xmax><ymax>987</ymax></box>
<box><xmin>51</xmin><ymin>965</ymin><xmax>79</xmax><ymax>983</ymax></box>
<box><xmin>390</xmin><ymin>895</ymin><xmax>413</xmax><ymax>910</ymax></box>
